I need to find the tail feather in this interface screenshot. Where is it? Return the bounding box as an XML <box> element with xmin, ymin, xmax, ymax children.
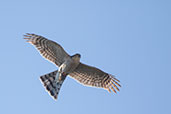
<box><xmin>40</xmin><ymin>70</ymin><xmax>66</xmax><ymax>100</ymax></box>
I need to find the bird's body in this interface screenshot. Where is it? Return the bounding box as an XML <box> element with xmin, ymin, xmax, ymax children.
<box><xmin>24</xmin><ymin>33</ymin><xmax>121</xmax><ymax>100</ymax></box>
<box><xmin>60</xmin><ymin>54</ymin><xmax>80</xmax><ymax>75</ymax></box>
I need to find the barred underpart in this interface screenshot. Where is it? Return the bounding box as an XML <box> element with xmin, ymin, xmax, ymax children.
<box><xmin>69</xmin><ymin>63</ymin><xmax>121</xmax><ymax>93</ymax></box>
<box><xmin>40</xmin><ymin>70</ymin><xmax>66</xmax><ymax>100</ymax></box>
<box><xmin>24</xmin><ymin>33</ymin><xmax>69</xmax><ymax>67</ymax></box>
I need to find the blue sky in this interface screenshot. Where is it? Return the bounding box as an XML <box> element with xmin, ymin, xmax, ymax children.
<box><xmin>0</xmin><ymin>0</ymin><xmax>170</xmax><ymax>114</ymax></box>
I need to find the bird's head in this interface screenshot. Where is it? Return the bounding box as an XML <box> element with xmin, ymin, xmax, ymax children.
<box><xmin>71</xmin><ymin>53</ymin><xmax>81</xmax><ymax>62</ymax></box>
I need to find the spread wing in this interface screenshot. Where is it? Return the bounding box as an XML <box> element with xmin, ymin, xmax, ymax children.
<box><xmin>24</xmin><ymin>33</ymin><xmax>70</xmax><ymax>66</ymax></box>
<box><xmin>69</xmin><ymin>63</ymin><xmax>121</xmax><ymax>93</ymax></box>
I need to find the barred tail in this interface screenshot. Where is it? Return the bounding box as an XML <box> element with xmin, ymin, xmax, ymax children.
<box><xmin>40</xmin><ymin>70</ymin><xmax>66</xmax><ymax>100</ymax></box>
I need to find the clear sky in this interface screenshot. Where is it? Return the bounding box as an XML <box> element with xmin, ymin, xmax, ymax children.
<box><xmin>0</xmin><ymin>0</ymin><xmax>170</xmax><ymax>114</ymax></box>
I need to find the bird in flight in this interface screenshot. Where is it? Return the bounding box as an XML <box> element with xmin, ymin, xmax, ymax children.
<box><xmin>24</xmin><ymin>33</ymin><xmax>121</xmax><ymax>100</ymax></box>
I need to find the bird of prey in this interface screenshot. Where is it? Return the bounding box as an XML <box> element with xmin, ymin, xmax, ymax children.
<box><xmin>24</xmin><ymin>33</ymin><xmax>121</xmax><ymax>100</ymax></box>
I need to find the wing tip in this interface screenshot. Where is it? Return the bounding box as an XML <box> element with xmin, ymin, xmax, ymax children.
<box><xmin>105</xmin><ymin>74</ymin><xmax>121</xmax><ymax>94</ymax></box>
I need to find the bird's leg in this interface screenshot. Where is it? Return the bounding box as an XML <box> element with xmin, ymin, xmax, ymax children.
<box><xmin>55</xmin><ymin>67</ymin><xmax>62</xmax><ymax>83</ymax></box>
<box><xmin>53</xmin><ymin>67</ymin><xmax>64</xmax><ymax>91</ymax></box>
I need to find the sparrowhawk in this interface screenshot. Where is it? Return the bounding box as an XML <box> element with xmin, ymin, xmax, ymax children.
<box><xmin>24</xmin><ymin>33</ymin><xmax>121</xmax><ymax>100</ymax></box>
